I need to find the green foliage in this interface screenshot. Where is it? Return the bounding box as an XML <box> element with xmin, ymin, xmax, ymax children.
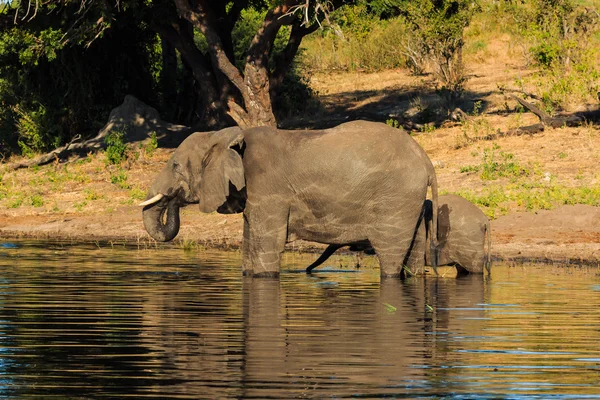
<box><xmin>329</xmin><ymin>4</ymin><xmax>380</xmax><ymax>39</ymax></box>
<box><xmin>302</xmin><ymin>0</ymin><xmax>480</xmax><ymax>93</ymax></box>
<box><xmin>73</xmin><ymin>201</ymin><xmax>87</xmax><ymax>212</ymax></box>
<box><xmin>8</xmin><ymin>195</ymin><xmax>24</xmax><ymax>209</ymax></box>
<box><xmin>0</xmin><ymin>3</ymin><xmax>160</xmax><ymax>156</ymax></box>
<box><xmin>401</xmin><ymin>0</ymin><xmax>480</xmax><ymax>97</ymax></box>
<box><xmin>461</xmin><ymin>145</ymin><xmax>531</xmax><ymax>181</ymax></box>
<box><xmin>145</xmin><ymin>132</ymin><xmax>159</xmax><ymax>156</ymax></box>
<box><xmin>14</xmin><ymin>103</ymin><xmax>63</xmax><ymax>157</ymax></box>
<box><xmin>104</xmin><ymin>130</ymin><xmax>129</xmax><ymax>165</ymax></box>
<box><xmin>110</xmin><ymin>169</ymin><xmax>130</xmax><ymax>189</ymax></box>
<box><xmin>84</xmin><ymin>189</ymin><xmax>102</xmax><ymax>201</ymax></box>
<box><xmin>30</xmin><ymin>194</ymin><xmax>44</xmax><ymax>207</ymax></box>
<box><xmin>301</xmin><ymin>13</ymin><xmax>412</xmax><ymax>72</ymax></box>
<box><xmin>458</xmin><ymin>182</ymin><xmax>600</xmax><ymax>219</ymax></box>
<box><xmin>506</xmin><ymin>0</ymin><xmax>600</xmax><ymax>107</ymax></box>
<box><xmin>386</xmin><ymin>118</ymin><xmax>401</xmax><ymax>128</ymax></box>
<box><xmin>232</xmin><ymin>8</ymin><xmax>292</xmax><ymax>68</ymax></box>
<box><xmin>129</xmin><ymin>187</ymin><xmax>146</xmax><ymax>201</ymax></box>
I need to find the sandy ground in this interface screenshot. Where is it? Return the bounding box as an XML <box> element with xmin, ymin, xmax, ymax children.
<box><xmin>2</xmin><ymin>195</ymin><xmax>600</xmax><ymax>266</ymax></box>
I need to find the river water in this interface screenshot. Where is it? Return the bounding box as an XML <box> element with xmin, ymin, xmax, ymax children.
<box><xmin>0</xmin><ymin>241</ymin><xmax>598</xmax><ymax>399</ymax></box>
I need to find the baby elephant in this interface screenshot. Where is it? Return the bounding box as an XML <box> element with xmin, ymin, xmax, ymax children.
<box><xmin>306</xmin><ymin>194</ymin><xmax>491</xmax><ymax>275</ymax></box>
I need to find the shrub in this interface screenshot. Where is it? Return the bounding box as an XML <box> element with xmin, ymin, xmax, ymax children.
<box><xmin>402</xmin><ymin>0</ymin><xmax>480</xmax><ymax>100</ymax></box>
<box><xmin>144</xmin><ymin>132</ymin><xmax>158</xmax><ymax>156</ymax></box>
<box><xmin>301</xmin><ymin>9</ymin><xmax>413</xmax><ymax>72</ymax></box>
<box><xmin>104</xmin><ymin>130</ymin><xmax>129</xmax><ymax>165</ymax></box>
<box><xmin>14</xmin><ymin>103</ymin><xmax>63</xmax><ymax>157</ymax></box>
<box><xmin>110</xmin><ymin>169</ymin><xmax>130</xmax><ymax>189</ymax></box>
<box><xmin>508</xmin><ymin>0</ymin><xmax>600</xmax><ymax>108</ymax></box>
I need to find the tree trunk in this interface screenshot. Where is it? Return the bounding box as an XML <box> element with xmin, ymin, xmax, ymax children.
<box><xmin>160</xmin><ymin>37</ymin><xmax>178</xmax><ymax>112</ymax></box>
<box><xmin>227</xmin><ymin>63</ymin><xmax>276</xmax><ymax>129</ymax></box>
<box><xmin>154</xmin><ymin>19</ymin><xmax>229</xmax><ymax>128</ymax></box>
<box><xmin>171</xmin><ymin>0</ymin><xmax>329</xmax><ymax>129</ymax></box>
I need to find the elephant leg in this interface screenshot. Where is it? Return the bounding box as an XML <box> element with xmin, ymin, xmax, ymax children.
<box><xmin>454</xmin><ymin>254</ymin><xmax>486</xmax><ymax>275</ymax></box>
<box><xmin>404</xmin><ymin>220</ymin><xmax>426</xmax><ymax>276</ymax></box>
<box><xmin>371</xmin><ymin>206</ymin><xmax>426</xmax><ymax>278</ymax></box>
<box><xmin>306</xmin><ymin>244</ymin><xmax>343</xmax><ymax>273</ymax></box>
<box><xmin>242</xmin><ymin>204</ymin><xmax>289</xmax><ymax>277</ymax></box>
<box><xmin>370</xmin><ymin>224</ymin><xmax>420</xmax><ymax>279</ymax></box>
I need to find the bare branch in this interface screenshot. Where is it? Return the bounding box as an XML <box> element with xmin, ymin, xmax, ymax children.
<box><xmin>26</xmin><ymin>0</ymin><xmax>39</xmax><ymax>22</ymax></box>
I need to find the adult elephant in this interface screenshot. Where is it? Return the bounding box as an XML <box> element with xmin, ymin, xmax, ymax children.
<box><xmin>306</xmin><ymin>194</ymin><xmax>491</xmax><ymax>275</ymax></box>
<box><xmin>140</xmin><ymin>121</ymin><xmax>438</xmax><ymax>278</ymax></box>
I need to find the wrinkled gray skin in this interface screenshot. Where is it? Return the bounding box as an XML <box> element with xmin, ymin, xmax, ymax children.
<box><xmin>307</xmin><ymin>194</ymin><xmax>491</xmax><ymax>275</ymax></box>
<box><xmin>142</xmin><ymin>121</ymin><xmax>438</xmax><ymax>278</ymax></box>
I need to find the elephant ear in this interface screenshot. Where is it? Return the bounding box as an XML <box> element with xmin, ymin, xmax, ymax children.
<box><xmin>197</xmin><ymin>129</ymin><xmax>245</xmax><ymax>213</ymax></box>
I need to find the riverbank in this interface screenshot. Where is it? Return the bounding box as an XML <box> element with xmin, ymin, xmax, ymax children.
<box><xmin>2</xmin><ymin>199</ymin><xmax>600</xmax><ymax>266</ymax></box>
<box><xmin>2</xmin><ymin>64</ymin><xmax>600</xmax><ymax>266</ymax></box>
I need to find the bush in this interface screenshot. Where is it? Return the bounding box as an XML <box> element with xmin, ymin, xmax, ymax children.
<box><xmin>110</xmin><ymin>168</ymin><xmax>130</xmax><ymax>189</ymax></box>
<box><xmin>144</xmin><ymin>132</ymin><xmax>158</xmax><ymax>156</ymax></box>
<box><xmin>13</xmin><ymin>103</ymin><xmax>63</xmax><ymax>157</ymax></box>
<box><xmin>104</xmin><ymin>130</ymin><xmax>129</xmax><ymax>165</ymax></box>
<box><xmin>460</xmin><ymin>144</ymin><xmax>531</xmax><ymax>181</ymax></box>
<box><xmin>301</xmin><ymin>12</ymin><xmax>415</xmax><ymax>72</ymax></box>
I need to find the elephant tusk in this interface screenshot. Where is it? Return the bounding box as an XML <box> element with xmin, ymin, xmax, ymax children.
<box><xmin>139</xmin><ymin>193</ymin><xmax>164</xmax><ymax>207</ymax></box>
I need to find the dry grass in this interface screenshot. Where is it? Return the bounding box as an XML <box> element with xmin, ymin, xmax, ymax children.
<box><xmin>308</xmin><ymin>33</ymin><xmax>600</xmax><ymax>218</ymax></box>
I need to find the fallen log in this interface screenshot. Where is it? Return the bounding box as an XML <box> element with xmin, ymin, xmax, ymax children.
<box><xmin>7</xmin><ymin>95</ymin><xmax>191</xmax><ymax>171</ymax></box>
<box><xmin>509</xmin><ymin>94</ymin><xmax>584</xmax><ymax>128</ymax></box>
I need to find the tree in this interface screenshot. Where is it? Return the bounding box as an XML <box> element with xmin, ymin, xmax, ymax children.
<box><xmin>157</xmin><ymin>0</ymin><xmax>340</xmax><ymax>128</ymax></box>
<box><xmin>0</xmin><ymin>0</ymin><xmax>160</xmax><ymax>155</ymax></box>
<box><xmin>0</xmin><ymin>0</ymin><xmax>345</xmax><ymax>157</ymax></box>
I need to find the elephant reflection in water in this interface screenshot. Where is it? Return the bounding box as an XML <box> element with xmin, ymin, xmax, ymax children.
<box><xmin>129</xmin><ymin>270</ymin><xmax>488</xmax><ymax>397</ymax></box>
<box><xmin>239</xmin><ymin>278</ymin><xmax>422</xmax><ymax>398</ymax></box>
<box><xmin>239</xmin><ymin>274</ymin><xmax>489</xmax><ymax>397</ymax></box>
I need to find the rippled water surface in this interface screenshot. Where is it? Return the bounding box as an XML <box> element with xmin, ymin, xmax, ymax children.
<box><xmin>0</xmin><ymin>241</ymin><xmax>599</xmax><ymax>398</ymax></box>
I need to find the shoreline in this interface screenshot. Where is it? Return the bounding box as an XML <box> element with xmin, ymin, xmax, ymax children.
<box><xmin>2</xmin><ymin>204</ymin><xmax>599</xmax><ymax>267</ymax></box>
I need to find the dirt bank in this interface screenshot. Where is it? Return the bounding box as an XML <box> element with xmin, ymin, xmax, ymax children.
<box><xmin>2</xmin><ymin>200</ymin><xmax>600</xmax><ymax>265</ymax></box>
<box><xmin>2</xmin><ymin>55</ymin><xmax>600</xmax><ymax>265</ymax></box>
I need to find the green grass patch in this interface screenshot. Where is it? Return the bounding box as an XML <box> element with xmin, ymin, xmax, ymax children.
<box><xmin>455</xmin><ymin>183</ymin><xmax>600</xmax><ymax>219</ymax></box>
<box><xmin>84</xmin><ymin>189</ymin><xmax>102</xmax><ymax>201</ymax></box>
<box><xmin>129</xmin><ymin>187</ymin><xmax>146</xmax><ymax>201</ymax></box>
<box><xmin>73</xmin><ymin>201</ymin><xmax>87</xmax><ymax>212</ymax></box>
<box><xmin>460</xmin><ymin>144</ymin><xmax>532</xmax><ymax>181</ymax></box>
<box><xmin>30</xmin><ymin>194</ymin><xmax>44</xmax><ymax>207</ymax></box>
<box><xmin>110</xmin><ymin>169</ymin><xmax>130</xmax><ymax>189</ymax></box>
<box><xmin>144</xmin><ymin>132</ymin><xmax>158</xmax><ymax>156</ymax></box>
<box><xmin>8</xmin><ymin>196</ymin><xmax>24</xmax><ymax>209</ymax></box>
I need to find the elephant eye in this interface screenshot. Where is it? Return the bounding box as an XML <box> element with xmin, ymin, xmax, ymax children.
<box><xmin>171</xmin><ymin>161</ymin><xmax>184</xmax><ymax>175</ymax></box>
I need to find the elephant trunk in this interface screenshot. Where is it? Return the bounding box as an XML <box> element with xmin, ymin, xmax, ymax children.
<box><xmin>142</xmin><ymin>197</ymin><xmax>180</xmax><ymax>242</ymax></box>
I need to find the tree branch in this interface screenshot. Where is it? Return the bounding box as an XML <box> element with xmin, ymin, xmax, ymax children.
<box><xmin>270</xmin><ymin>20</ymin><xmax>320</xmax><ymax>94</ymax></box>
<box><xmin>174</xmin><ymin>0</ymin><xmax>251</xmax><ymax>122</ymax></box>
<box><xmin>246</xmin><ymin>0</ymin><xmax>298</xmax><ymax>67</ymax></box>
<box><xmin>509</xmin><ymin>94</ymin><xmax>582</xmax><ymax>128</ymax></box>
<box><xmin>173</xmin><ymin>0</ymin><xmax>247</xmax><ymax>97</ymax></box>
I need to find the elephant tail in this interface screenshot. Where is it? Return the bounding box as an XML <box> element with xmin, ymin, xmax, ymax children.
<box><xmin>485</xmin><ymin>219</ymin><xmax>492</xmax><ymax>274</ymax></box>
<box><xmin>428</xmin><ymin>172</ymin><xmax>439</xmax><ymax>275</ymax></box>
